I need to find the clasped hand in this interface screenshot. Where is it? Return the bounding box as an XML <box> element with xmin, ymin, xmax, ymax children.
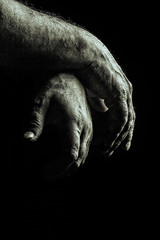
<box><xmin>24</xmin><ymin>73</ymin><xmax>93</xmax><ymax>179</ymax></box>
<box><xmin>24</xmin><ymin>71</ymin><xmax>135</xmax><ymax>180</ymax></box>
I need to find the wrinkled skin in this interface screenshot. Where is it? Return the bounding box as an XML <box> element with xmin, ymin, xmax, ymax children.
<box><xmin>24</xmin><ymin>73</ymin><xmax>93</xmax><ymax>180</ymax></box>
<box><xmin>0</xmin><ymin>0</ymin><xmax>136</xmax><ymax>168</ymax></box>
<box><xmin>76</xmin><ymin>36</ymin><xmax>136</xmax><ymax>156</ymax></box>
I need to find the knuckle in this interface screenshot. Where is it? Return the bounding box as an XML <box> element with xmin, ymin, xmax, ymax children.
<box><xmin>33</xmin><ymin>95</ymin><xmax>49</xmax><ymax>113</ymax></box>
<box><xmin>113</xmin><ymin>72</ymin><xmax>128</xmax><ymax>99</ymax></box>
<box><xmin>128</xmin><ymin>81</ymin><xmax>133</xmax><ymax>93</ymax></box>
<box><xmin>70</xmin><ymin>147</ymin><xmax>78</xmax><ymax>161</ymax></box>
<box><xmin>33</xmin><ymin>97</ymin><xmax>44</xmax><ymax>108</ymax></box>
<box><xmin>120</xmin><ymin>87</ymin><xmax>128</xmax><ymax>101</ymax></box>
<box><xmin>86</xmin><ymin>121</ymin><xmax>93</xmax><ymax>134</ymax></box>
<box><xmin>115</xmin><ymin>104</ymin><xmax>128</xmax><ymax>124</ymax></box>
<box><xmin>123</xmin><ymin>114</ymin><xmax>128</xmax><ymax>124</ymax></box>
<box><xmin>118</xmin><ymin>112</ymin><xmax>128</xmax><ymax>126</ymax></box>
<box><xmin>70</xmin><ymin>116</ymin><xmax>82</xmax><ymax>131</ymax></box>
<box><xmin>30</xmin><ymin>111</ymin><xmax>43</xmax><ymax>128</ymax></box>
<box><xmin>83</xmin><ymin>125</ymin><xmax>93</xmax><ymax>146</ymax></box>
<box><xmin>117</xmin><ymin>76</ymin><xmax>133</xmax><ymax>99</ymax></box>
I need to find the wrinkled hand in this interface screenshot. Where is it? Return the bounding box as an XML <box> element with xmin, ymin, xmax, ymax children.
<box><xmin>75</xmin><ymin>31</ymin><xmax>136</xmax><ymax>157</ymax></box>
<box><xmin>24</xmin><ymin>73</ymin><xmax>93</xmax><ymax>180</ymax></box>
<box><xmin>0</xmin><ymin>0</ymin><xmax>135</xmax><ymax>158</ymax></box>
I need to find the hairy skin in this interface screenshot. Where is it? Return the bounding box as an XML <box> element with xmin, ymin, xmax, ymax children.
<box><xmin>0</xmin><ymin>0</ymin><xmax>87</xmax><ymax>69</ymax></box>
<box><xmin>24</xmin><ymin>73</ymin><xmax>93</xmax><ymax>180</ymax></box>
<box><xmin>0</xmin><ymin>0</ymin><xmax>135</xmax><ymax>156</ymax></box>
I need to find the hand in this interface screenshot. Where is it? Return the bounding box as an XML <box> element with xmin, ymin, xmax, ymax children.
<box><xmin>74</xmin><ymin>30</ymin><xmax>136</xmax><ymax>157</ymax></box>
<box><xmin>24</xmin><ymin>73</ymin><xmax>93</xmax><ymax>180</ymax></box>
<box><xmin>0</xmin><ymin>0</ymin><xmax>135</xmax><ymax>157</ymax></box>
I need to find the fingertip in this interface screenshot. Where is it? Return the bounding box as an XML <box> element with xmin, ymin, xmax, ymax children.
<box><xmin>23</xmin><ymin>131</ymin><xmax>35</xmax><ymax>139</ymax></box>
<box><xmin>103</xmin><ymin>150</ymin><xmax>114</xmax><ymax>159</ymax></box>
<box><xmin>108</xmin><ymin>150</ymin><xmax>114</xmax><ymax>157</ymax></box>
<box><xmin>99</xmin><ymin>143</ymin><xmax>112</xmax><ymax>156</ymax></box>
<box><xmin>122</xmin><ymin>142</ymin><xmax>131</xmax><ymax>151</ymax></box>
<box><xmin>126</xmin><ymin>142</ymin><xmax>131</xmax><ymax>151</ymax></box>
<box><xmin>23</xmin><ymin>131</ymin><xmax>38</xmax><ymax>142</ymax></box>
<box><xmin>70</xmin><ymin>149</ymin><xmax>78</xmax><ymax>162</ymax></box>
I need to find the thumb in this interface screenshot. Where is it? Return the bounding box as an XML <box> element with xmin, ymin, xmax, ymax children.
<box><xmin>86</xmin><ymin>88</ymin><xmax>108</xmax><ymax>112</ymax></box>
<box><xmin>24</xmin><ymin>96</ymin><xmax>50</xmax><ymax>142</ymax></box>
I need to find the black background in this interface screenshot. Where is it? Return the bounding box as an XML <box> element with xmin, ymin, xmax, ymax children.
<box><xmin>3</xmin><ymin>0</ymin><xmax>151</xmax><ymax>239</ymax></box>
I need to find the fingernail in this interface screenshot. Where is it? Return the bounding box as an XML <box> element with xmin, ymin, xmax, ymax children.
<box><xmin>24</xmin><ymin>131</ymin><xmax>35</xmax><ymax>139</ymax></box>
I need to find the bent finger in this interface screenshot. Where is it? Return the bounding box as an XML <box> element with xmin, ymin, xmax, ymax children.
<box><xmin>102</xmin><ymin>99</ymin><xmax>128</xmax><ymax>152</ymax></box>
<box><xmin>121</xmin><ymin>111</ymin><xmax>135</xmax><ymax>151</ymax></box>
<box><xmin>121</xmin><ymin>96</ymin><xmax>136</xmax><ymax>150</ymax></box>
<box><xmin>60</xmin><ymin>120</ymin><xmax>81</xmax><ymax>167</ymax></box>
<box><xmin>24</xmin><ymin>95</ymin><xmax>50</xmax><ymax>142</ymax></box>
<box><xmin>77</xmin><ymin>126</ymin><xmax>93</xmax><ymax>166</ymax></box>
<box><xmin>103</xmin><ymin>96</ymin><xmax>135</xmax><ymax>157</ymax></box>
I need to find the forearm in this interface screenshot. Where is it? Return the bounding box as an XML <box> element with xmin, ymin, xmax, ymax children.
<box><xmin>0</xmin><ymin>0</ymin><xmax>86</xmax><ymax>69</ymax></box>
<box><xmin>0</xmin><ymin>0</ymin><xmax>128</xmax><ymax>99</ymax></box>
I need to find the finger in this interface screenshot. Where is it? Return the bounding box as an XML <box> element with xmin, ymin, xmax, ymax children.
<box><xmin>77</xmin><ymin>126</ymin><xmax>93</xmax><ymax>166</ymax></box>
<box><xmin>103</xmin><ymin>129</ymin><xmax>129</xmax><ymax>158</ymax></box>
<box><xmin>120</xmin><ymin>92</ymin><xmax>136</xmax><ymax>150</ymax></box>
<box><xmin>24</xmin><ymin>95</ymin><xmax>50</xmax><ymax>141</ymax></box>
<box><xmin>121</xmin><ymin>108</ymin><xmax>136</xmax><ymax>151</ymax></box>
<box><xmin>102</xmin><ymin>98</ymin><xmax>128</xmax><ymax>152</ymax></box>
<box><xmin>121</xmin><ymin>125</ymin><xmax>134</xmax><ymax>150</ymax></box>
<box><xmin>103</xmin><ymin>95</ymin><xmax>136</xmax><ymax>157</ymax></box>
<box><xmin>42</xmin><ymin>120</ymin><xmax>81</xmax><ymax>182</ymax></box>
<box><xmin>86</xmin><ymin>88</ymin><xmax>108</xmax><ymax>112</ymax></box>
<box><xmin>43</xmin><ymin>120</ymin><xmax>82</xmax><ymax>180</ymax></box>
<box><xmin>107</xmin><ymin>111</ymin><xmax>132</xmax><ymax>154</ymax></box>
<box><xmin>23</xmin><ymin>77</ymin><xmax>57</xmax><ymax>141</ymax></box>
<box><xmin>61</xmin><ymin>120</ymin><xmax>81</xmax><ymax>167</ymax></box>
<box><xmin>64</xmin><ymin>126</ymin><xmax>92</xmax><ymax>178</ymax></box>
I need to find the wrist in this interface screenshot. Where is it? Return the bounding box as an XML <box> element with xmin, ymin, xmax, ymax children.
<box><xmin>48</xmin><ymin>23</ymin><xmax>91</xmax><ymax>70</ymax></box>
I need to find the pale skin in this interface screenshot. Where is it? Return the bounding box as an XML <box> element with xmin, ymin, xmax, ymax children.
<box><xmin>26</xmin><ymin>73</ymin><xmax>93</xmax><ymax>180</ymax></box>
<box><xmin>0</xmin><ymin>0</ymin><xmax>136</xmax><ymax>170</ymax></box>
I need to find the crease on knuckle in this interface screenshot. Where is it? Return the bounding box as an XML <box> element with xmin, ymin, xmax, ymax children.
<box><xmin>85</xmin><ymin>121</ymin><xmax>93</xmax><ymax>135</ymax></box>
<box><xmin>117</xmin><ymin>112</ymin><xmax>128</xmax><ymax>127</ymax></box>
<box><xmin>30</xmin><ymin>112</ymin><xmax>43</xmax><ymax>127</ymax></box>
<box><xmin>34</xmin><ymin>96</ymin><xmax>45</xmax><ymax>108</ymax></box>
<box><xmin>33</xmin><ymin>95</ymin><xmax>49</xmax><ymax>114</ymax></box>
<box><xmin>128</xmin><ymin>81</ymin><xmax>133</xmax><ymax>93</ymax></box>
